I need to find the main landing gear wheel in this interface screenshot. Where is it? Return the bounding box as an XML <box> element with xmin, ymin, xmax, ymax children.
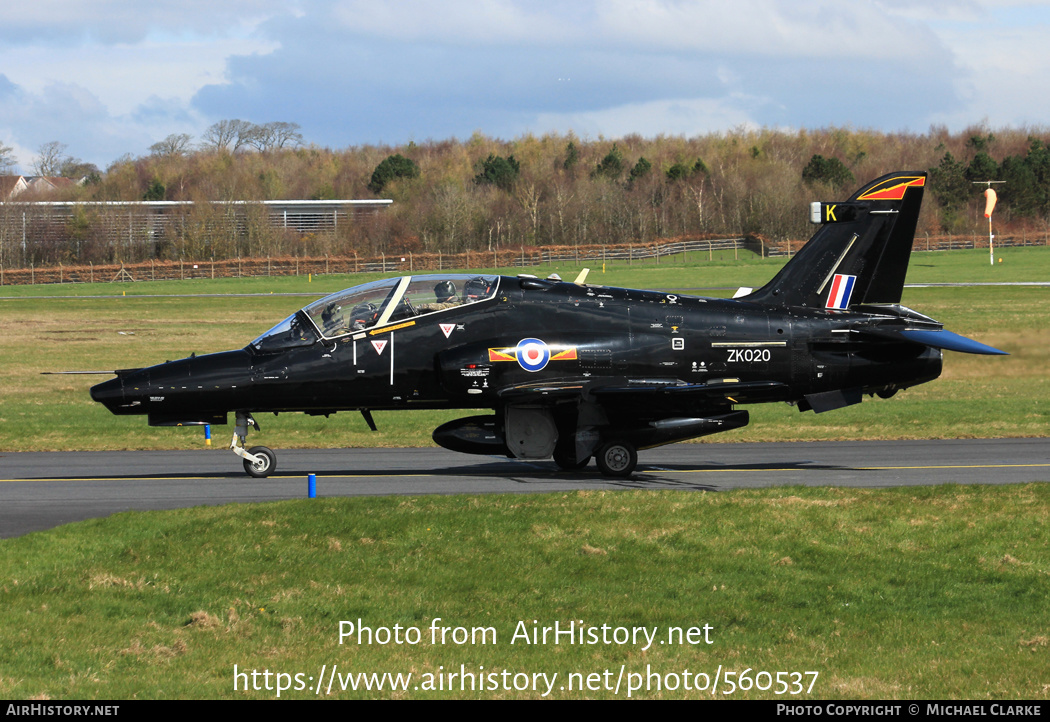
<box><xmin>595</xmin><ymin>441</ymin><xmax>637</xmax><ymax>477</ymax></box>
<box><xmin>243</xmin><ymin>445</ymin><xmax>276</xmax><ymax>478</ymax></box>
<box><xmin>553</xmin><ymin>448</ymin><xmax>591</xmax><ymax>471</ymax></box>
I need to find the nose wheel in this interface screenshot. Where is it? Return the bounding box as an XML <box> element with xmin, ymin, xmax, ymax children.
<box><xmin>230</xmin><ymin>411</ymin><xmax>277</xmax><ymax>477</ymax></box>
<box><xmin>243</xmin><ymin>446</ymin><xmax>276</xmax><ymax>478</ymax></box>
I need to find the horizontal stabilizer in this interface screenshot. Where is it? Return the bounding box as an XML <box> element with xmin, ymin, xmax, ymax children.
<box><xmin>859</xmin><ymin>326</ymin><xmax>1006</xmax><ymax>355</ymax></box>
<box><xmin>897</xmin><ymin>329</ymin><xmax>1008</xmax><ymax>355</ymax></box>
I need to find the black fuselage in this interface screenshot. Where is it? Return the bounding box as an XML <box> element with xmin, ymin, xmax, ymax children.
<box><xmin>91</xmin><ymin>275</ymin><xmax>941</xmax><ymax>427</ymax></box>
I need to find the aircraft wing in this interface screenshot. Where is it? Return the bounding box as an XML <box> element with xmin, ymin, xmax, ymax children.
<box><xmin>495</xmin><ymin>381</ymin><xmax>589</xmax><ymax>402</ymax></box>
<box><xmin>589</xmin><ymin>379</ymin><xmax>788</xmax><ymax>405</ymax></box>
<box><xmin>486</xmin><ymin>377</ymin><xmax>771</xmax><ymax>461</ymax></box>
<box><xmin>496</xmin><ymin>378</ymin><xmax>788</xmax><ymax>405</ymax></box>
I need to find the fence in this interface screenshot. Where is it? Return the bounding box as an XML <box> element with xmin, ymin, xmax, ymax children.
<box><xmin>0</xmin><ymin>232</ymin><xmax>1044</xmax><ymax>286</ymax></box>
<box><xmin>0</xmin><ymin>237</ymin><xmax>750</xmax><ymax>285</ymax></box>
<box><xmin>0</xmin><ymin>199</ymin><xmax>392</xmax><ymax>268</ymax></box>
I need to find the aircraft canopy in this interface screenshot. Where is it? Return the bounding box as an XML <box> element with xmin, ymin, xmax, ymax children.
<box><xmin>250</xmin><ymin>274</ymin><xmax>499</xmax><ymax>351</ymax></box>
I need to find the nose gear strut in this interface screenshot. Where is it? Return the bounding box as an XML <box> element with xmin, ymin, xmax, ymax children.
<box><xmin>230</xmin><ymin>411</ymin><xmax>276</xmax><ymax>477</ymax></box>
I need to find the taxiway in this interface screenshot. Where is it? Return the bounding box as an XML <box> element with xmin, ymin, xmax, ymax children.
<box><xmin>2</xmin><ymin>438</ymin><xmax>1047</xmax><ymax>538</ymax></box>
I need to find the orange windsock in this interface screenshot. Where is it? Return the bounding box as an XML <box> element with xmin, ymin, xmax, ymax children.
<box><xmin>984</xmin><ymin>188</ymin><xmax>997</xmax><ymax>218</ymax></box>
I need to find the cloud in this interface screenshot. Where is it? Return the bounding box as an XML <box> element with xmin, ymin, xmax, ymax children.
<box><xmin>0</xmin><ymin>35</ymin><xmax>278</xmax><ymax>116</ymax></box>
<box><xmin>330</xmin><ymin>0</ymin><xmax>583</xmax><ymax>46</ymax></box>
<box><xmin>325</xmin><ymin>0</ymin><xmax>943</xmax><ymax>60</ymax></box>
<box><xmin>915</xmin><ymin>1</ymin><xmax>1050</xmax><ymax>129</ymax></box>
<box><xmin>0</xmin><ymin>2</ymin><xmax>288</xmax><ymax>45</ymax></box>
<box><xmin>592</xmin><ymin>0</ymin><xmax>941</xmax><ymax>59</ymax></box>
<box><xmin>1</xmin><ymin>0</ymin><xmax>1049</xmax><ymax>170</ymax></box>
<box><xmin>0</xmin><ymin>74</ymin><xmax>18</xmax><ymax>100</ymax></box>
<box><xmin>0</xmin><ymin>5</ymin><xmax>282</xmax><ymax>165</ymax></box>
<box><xmin>190</xmin><ymin>2</ymin><xmax>963</xmax><ymax>147</ymax></box>
<box><xmin>533</xmin><ymin>95</ymin><xmax>761</xmax><ymax>139</ymax></box>
<box><xmin>0</xmin><ymin>74</ymin><xmax>185</xmax><ymax>170</ymax></box>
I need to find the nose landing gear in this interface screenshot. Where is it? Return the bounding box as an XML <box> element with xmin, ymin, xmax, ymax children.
<box><xmin>230</xmin><ymin>411</ymin><xmax>277</xmax><ymax>477</ymax></box>
<box><xmin>243</xmin><ymin>445</ymin><xmax>276</xmax><ymax>478</ymax></box>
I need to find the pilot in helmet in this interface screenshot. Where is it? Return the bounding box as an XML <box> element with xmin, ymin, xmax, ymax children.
<box><xmin>321</xmin><ymin>302</ymin><xmax>342</xmax><ymax>333</ymax></box>
<box><xmin>434</xmin><ymin>280</ymin><xmax>457</xmax><ymax>304</ymax></box>
<box><xmin>463</xmin><ymin>277</ymin><xmax>491</xmax><ymax>302</ymax></box>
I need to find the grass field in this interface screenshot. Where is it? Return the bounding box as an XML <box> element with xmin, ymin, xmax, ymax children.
<box><xmin>0</xmin><ymin>246</ymin><xmax>1046</xmax><ymax>451</ymax></box>
<box><xmin>1</xmin><ymin>247</ymin><xmax>1047</xmax><ymax>700</ymax></box>
<box><xmin>1</xmin><ymin>485</ymin><xmax>1048</xmax><ymax>699</ymax></box>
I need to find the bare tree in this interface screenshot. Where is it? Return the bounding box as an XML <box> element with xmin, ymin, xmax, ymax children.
<box><xmin>0</xmin><ymin>141</ymin><xmax>16</xmax><ymax>173</ymax></box>
<box><xmin>201</xmin><ymin>120</ymin><xmax>238</xmax><ymax>152</ymax></box>
<box><xmin>429</xmin><ymin>182</ymin><xmax>475</xmax><ymax>251</ymax></box>
<box><xmin>243</xmin><ymin>123</ymin><xmax>272</xmax><ymax>151</ymax></box>
<box><xmin>267</xmin><ymin>121</ymin><xmax>303</xmax><ymax>149</ymax></box>
<box><xmin>244</xmin><ymin>122</ymin><xmax>303</xmax><ymax>151</ymax></box>
<box><xmin>33</xmin><ymin>141</ymin><xmax>69</xmax><ymax>176</ymax></box>
<box><xmin>149</xmin><ymin>133</ymin><xmax>193</xmax><ymax>158</ymax></box>
<box><xmin>515</xmin><ymin>182</ymin><xmax>542</xmax><ymax>243</ymax></box>
<box><xmin>686</xmin><ymin>182</ymin><xmax>705</xmax><ymax>228</ymax></box>
<box><xmin>202</xmin><ymin>119</ymin><xmax>256</xmax><ymax>152</ymax></box>
<box><xmin>59</xmin><ymin>157</ymin><xmax>100</xmax><ymax>181</ymax></box>
<box><xmin>550</xmin><ymin>183</ymin><xmax>574</xmax><ymax>246</ymax></box>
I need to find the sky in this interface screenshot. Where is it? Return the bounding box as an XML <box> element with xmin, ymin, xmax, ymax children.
<box><xmin>1</xmin><ymin>0</ymin><xmax>1049</xmax><ymax>172</ymax></box>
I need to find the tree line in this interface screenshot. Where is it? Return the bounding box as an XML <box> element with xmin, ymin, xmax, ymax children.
<box><xmin>4</xmin><ymin>123</ymin><xmax>1050</xmax><ymax>266</ymax></box>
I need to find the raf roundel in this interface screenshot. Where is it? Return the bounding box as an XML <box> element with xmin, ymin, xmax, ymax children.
<box><xmin>515</xmin><ymin>338</ymin><xmax>551</xmax><ymax>372</ymax></box>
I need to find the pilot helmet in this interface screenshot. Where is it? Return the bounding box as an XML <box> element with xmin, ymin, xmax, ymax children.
<box><xmin>434</xmin><ymin>280</ymin><xmax>456</xmax><ymax>303</ymax></box>
<box><xmin>464</xmin><ymin>276</ymin><xmax>491</xmax><ymax>301</ymax></box>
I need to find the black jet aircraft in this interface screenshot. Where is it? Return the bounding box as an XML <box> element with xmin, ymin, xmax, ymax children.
<box><xmin>91</xmin><ymin>171</ymin><xmax>1006</xmax><ymax>478</ymax></box>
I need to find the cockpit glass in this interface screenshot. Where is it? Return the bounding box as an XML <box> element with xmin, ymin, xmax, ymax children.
<box><xmin>399</xmin><ymin>274</ymin><xmax>499</xmax><ymax>313</ymax></box>
<box><xmin>280</xmin><ymin>274</ymin><xmax>501</xmax><ymax>341</ymax></box>
<box><xmin>302</xmin><ymin>278</ymin><xmax>402</xmax><ymax>337</ymax></box>
<box><xmin>250</xmin><ymin>311</ymin><xmax>319</xmax><ymax>352</ymax></box>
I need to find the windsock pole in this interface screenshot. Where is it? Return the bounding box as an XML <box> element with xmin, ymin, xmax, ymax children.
<box><xmin>973</xmin><ymin>181</ymin><xmax>1004</xmax><ymax>266</ymax></box>
<box><xmin>985</xmin><ymin>188</ymin><xmax>997</xmax><ymax>266</ymax></box>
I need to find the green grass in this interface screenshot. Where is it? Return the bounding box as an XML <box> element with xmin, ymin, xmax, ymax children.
<box><xmin>1</xmin><ymin>485</ymin><xmax>1047</xmax><ymax>699</ymax></box>
<box><xmin>1</xmin><ymin>250</ymin><xmax>1047</xmax><ymax>700</ymax></box>
<box><xmin>0</xmin><ymin>249</ymin><xmax>1046</xmax><ymax>451</ymax></box>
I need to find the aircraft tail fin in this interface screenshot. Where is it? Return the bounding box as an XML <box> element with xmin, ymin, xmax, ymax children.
<box><xmin>744</xmin><ymin>171</ymin><xmax>927</xmax><ymax>309</ymax></box>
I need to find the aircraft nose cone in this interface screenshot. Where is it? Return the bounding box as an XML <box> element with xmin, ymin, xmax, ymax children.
<box><xmin>90</xmin><ymin>375</ymin><xmax>127</xmax><ymax>412</ymax></box>
<box><xmin>90</xmin><ymin>350</ymin><xmax>255</xmax><ymax>418</ymax></box>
